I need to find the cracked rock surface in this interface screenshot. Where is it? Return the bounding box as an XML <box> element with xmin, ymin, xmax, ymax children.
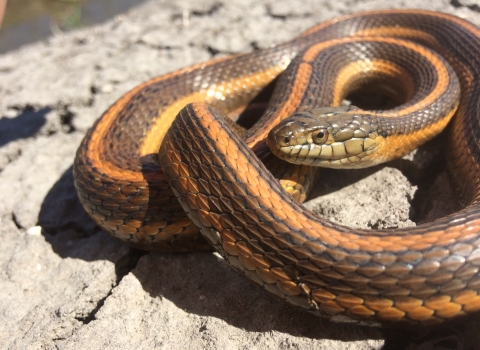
<box><xmin>1</xmin><ymin>0</ymin><xmax>480</xmax><ymax>349</ymax></box>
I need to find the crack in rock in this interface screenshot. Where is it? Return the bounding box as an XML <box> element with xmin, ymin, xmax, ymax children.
<box><xmin>191</xmin><ymin>3</ymin><xmax>223</xmax><ymax>16</ymax></box>
<box><xmin>75</xmin><ymin>249</ymin><xmax>146</xmax><ymax>325</ymax></box>
<box><xmin>59</xmin><ymin>105</ymin><xmax>76</xmax><ymax>133</ymax></box>
<box><xmin>11</xmin><ymin>212</ymin><xmax>23</xmax><ymax>229</ymax></box>
<box><xmin>451</xmin><ymin>0</ymin><xmax>480</xmax><ymax>12</ymax></box>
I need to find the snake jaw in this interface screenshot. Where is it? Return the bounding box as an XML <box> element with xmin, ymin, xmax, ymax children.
<box><xmin>267</xmin><ymin>108</ymin><xmax>383</xmax><ymax>168</ymax></box>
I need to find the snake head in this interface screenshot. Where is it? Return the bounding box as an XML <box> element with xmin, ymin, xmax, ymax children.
<box><xmin>266</xmin><ymin>106</ymin><xmax>383</xmax><ymax>168</ymax></box>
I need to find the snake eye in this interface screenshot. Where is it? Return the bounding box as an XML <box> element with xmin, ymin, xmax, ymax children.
<box><xmin>312</xmin><ymin>129</ymin><xmax>329</xmax><ymax>144</ymax></box>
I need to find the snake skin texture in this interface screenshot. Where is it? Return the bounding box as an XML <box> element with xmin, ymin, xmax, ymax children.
<box><xmin>76</xmin><ymin>10</ymin><xmax>480</xmax><ymax>326</ymax></box>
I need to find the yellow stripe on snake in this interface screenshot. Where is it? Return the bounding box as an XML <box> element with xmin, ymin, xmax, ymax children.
<box><xmin>74</xmin><ymin>10</ymin><xmax>480</xmax><ymax>326</ymax></box>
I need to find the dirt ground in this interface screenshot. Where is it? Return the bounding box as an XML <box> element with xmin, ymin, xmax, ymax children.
<box><xmin>1</xmin><ymin>0</ymin><xmax>480</xmax><ymax>348</ymax></box>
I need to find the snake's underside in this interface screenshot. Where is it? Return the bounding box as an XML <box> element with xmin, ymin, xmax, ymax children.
<box><xmin>74</xmin><ymin>10</ymin><xmax>480</xmax><ymax>326</ymax></box>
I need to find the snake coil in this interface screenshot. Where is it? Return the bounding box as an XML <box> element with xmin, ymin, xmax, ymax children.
<box><xmin>75</xmin><ymin>10</ymin><xmax>480</xmax><ymax>326</ymax></box>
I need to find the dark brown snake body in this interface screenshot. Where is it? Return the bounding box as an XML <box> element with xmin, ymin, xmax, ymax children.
<box><xmin>74</xmin><ymin>10</ymin><xmax>480</xmax><ymax>326</ymax></box>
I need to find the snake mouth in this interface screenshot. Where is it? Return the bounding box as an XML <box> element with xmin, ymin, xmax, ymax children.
<box><xmin>267</xmin><ymin>108</ymin><xmax>382</xmax><ymax>168</ymax></box>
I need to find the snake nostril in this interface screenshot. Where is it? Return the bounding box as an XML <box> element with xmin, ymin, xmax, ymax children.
<box><xmin>283</xmin><ymin>136</ymin><xmax>290</xmax><ymax>144</ymax></box>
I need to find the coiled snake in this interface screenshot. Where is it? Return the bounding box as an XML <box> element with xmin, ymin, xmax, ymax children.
<box><xmin>74</xmin><ymin>10</ymin><xmax>480</xmax><ymax>326</ymax></box>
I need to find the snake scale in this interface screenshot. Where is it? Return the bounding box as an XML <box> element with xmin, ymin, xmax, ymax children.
<box><xmin>74</xmin><ymin>10</ymin><xmax>480</xmax><ymax>326</ymax></box>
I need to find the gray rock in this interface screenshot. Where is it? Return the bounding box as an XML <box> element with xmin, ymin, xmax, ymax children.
<box><xmin>1</xmin><ymin>0</ymin><xmax>479</xmax><ymax>349</ymax></box>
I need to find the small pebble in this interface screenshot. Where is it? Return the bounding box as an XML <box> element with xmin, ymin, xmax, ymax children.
<box><xmin>26</xmin><ymin>226</ymin><xmax>42</xmax><ymax>236</ymax></box>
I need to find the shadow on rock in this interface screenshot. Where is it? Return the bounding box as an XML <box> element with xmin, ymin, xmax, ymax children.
<box><xmin>35</xmin><ymin>154</ymin><xmax>466</xmax><ymax>344</ymax></box>
<box><xmin>131</xmin><ymin>252</ymin><xmax>384</xmax><ymax>341</ymax></box>
<box><xmin>37</xmin><ymin>166</ymin><xmax>381</xmax><ymax>340</ymax></box>
<box><xmin>382</xmin><ymin>315</ymin><xmax>480</xmax><ymax>350</ymax></box>
<box><xmin>0</xmin><ymin>106</ymin><xmax>49</xmax><ymax>147</ymax></box>
<box><xmin>38</xmin><ymin>166</ymin><xmax>131</xmax><ymax>263</ymax></box>
<box><xmin>307</xmin><ymin>164</ymin><xmax>384</xmax><ymax>199</ymax></box>
<box><xmin>133</xmin><ymin>249</ymin><xmax>480</xmax><ymax>345</ymax></box>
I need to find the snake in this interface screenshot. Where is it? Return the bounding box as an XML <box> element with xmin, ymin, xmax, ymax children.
<box><xmin>74</xmin><ymin>10</ymin><xmax>480</xmax><ymax>326</ymax></box>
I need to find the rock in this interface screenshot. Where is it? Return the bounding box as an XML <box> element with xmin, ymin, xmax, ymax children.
<box><xmin>1</xmin><ymin>0</ymin><xmax>479</xmax><ymax>349</ymax></box>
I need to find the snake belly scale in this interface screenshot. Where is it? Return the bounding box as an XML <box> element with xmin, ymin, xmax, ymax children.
<box><xmin>74</xmin><ymin>10</ymin><xmax>480</xmax><ymax>326</ymax></box>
